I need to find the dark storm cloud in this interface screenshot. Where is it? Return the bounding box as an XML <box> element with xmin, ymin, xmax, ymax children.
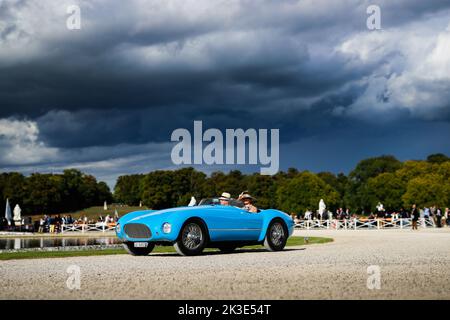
<box><xmin>1</xmin><ymin>0</ymin><xmax>449</xmax><ymax>119</ymax></box>
<box><xmin>1</xmin><ymin>0</ymin><xmax>450</xmax><ymax>180</ymax></box>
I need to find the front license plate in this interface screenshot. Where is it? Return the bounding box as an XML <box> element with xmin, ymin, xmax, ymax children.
<box><xmin>134</xmin><ymin>242</ymin><xmax>148</xmax><ymax>248</ymax></box>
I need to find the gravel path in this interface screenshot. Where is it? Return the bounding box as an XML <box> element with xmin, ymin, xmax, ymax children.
<box><xmin>1</xmin><ymin>229</ymin><xmax>449</xmax><ymax>299</ymax></box>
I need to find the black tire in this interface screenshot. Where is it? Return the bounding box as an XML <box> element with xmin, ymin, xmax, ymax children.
<box><xmin>174</xmin><ymin>221</ymin><xmax>207</xmax><ymax>256</ymax></box>
<box><xmin>218</xmin><ymin>246</ymin><xmax>237</xmax><ymax>254</ymax></box>
<box><xmin>123</xmin><ymin>242</ymin><xmax>155</xmax><ymax>256</ymax></box>
<box><xmin>264</xmin><ymin>219</ymin><xmax>288</xmax><ymax>251</ymax></box>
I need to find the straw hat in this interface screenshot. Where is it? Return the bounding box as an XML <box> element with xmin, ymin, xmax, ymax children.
<box><xmin>240</xmin><ymin>193</ymin><xmax>255</xmax><ymax>201</ymax></box>
<box><xmin>219</xmin><ymin>192</ymin><xmax>231</xmax><ymax>201</ymax></box>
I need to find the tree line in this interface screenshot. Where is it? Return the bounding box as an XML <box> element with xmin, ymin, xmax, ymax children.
<box><xmin>115</xmin><ymin>154</ymin><xmax>450</xmax><ymax>214</ymax></box>
<box><xmin>0</xmin><ymin>169</ymin><xmax>113</xmax><ymax>215</ymax></box>
<box><xmin>1</xmin><ymin>154</ymin><xmax>449</xmax><ymax>216</ymax></box>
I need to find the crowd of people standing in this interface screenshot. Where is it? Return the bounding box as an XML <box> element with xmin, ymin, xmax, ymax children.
<box><xmin>292</xmin><ymin>204</ymin><xmax>450</xmax><ymax>229</ymax></box>
<box><xmin>34</xmin><ymin>213</ymin><xmax>118</xmax><ymax>233</ymax></box>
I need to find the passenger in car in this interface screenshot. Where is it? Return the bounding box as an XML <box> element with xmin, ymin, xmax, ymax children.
<box><xmin>219</xmin><ymin>192</ymin><xmax>231</xmax><ymax>206</ymax></box>
<box><xmin>239</xmin><ymin>192</ymin><xmax>258</xmax><ymax>213</ymax></box>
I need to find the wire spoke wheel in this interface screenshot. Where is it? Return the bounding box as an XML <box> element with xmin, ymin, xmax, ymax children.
<box><xmin>174</xmin><ymin>221</ymin><xmax>207</xmax><ymax>255</ymax></box>
<box><xmin>270</xmin><ymin>222</ymin><xmax>285</xmax><ymax>246</ymax></box>
<box><xmin>182</xmin><ymin>223</ymin><xmax>203</xmax><ymax>249</ymax></box>
<box><xmin>264</xmin><ymin>220</ymin><xmax>288</xmax><ymax>252</ymax></box>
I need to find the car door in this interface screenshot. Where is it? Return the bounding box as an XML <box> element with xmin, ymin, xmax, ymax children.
<box><xmin>206</xmin><ymin>206</ymin><xmax>263</xmax><ymax>241</ymax></box>
<box><xmin>235</xmin><ymin>208</ymin><xmax>263</xmax><ymax>240</ymax></box>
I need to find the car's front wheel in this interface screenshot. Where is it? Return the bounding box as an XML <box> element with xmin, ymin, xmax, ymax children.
<box><xmin>123</xmin><ymin>242</ymin><xmax>155</xmax><ymax>256</ymax></box>
<box><xmin>264</xmin><ymin>220</ymin><xmax>288</xmax><ymax>251</ymax></box>
<box><xmin>174</xmin><ymin>221</ymin><xmax>207</xmax><ymax>256</ymax></box>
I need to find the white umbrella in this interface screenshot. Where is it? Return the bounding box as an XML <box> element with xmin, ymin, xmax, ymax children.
<box><xmin>139</xmin><ymin>201</ymin><xmax>142</xmax><ymax>207</ymax></box>
<box><xmin>13</xmin><ymin>204</ymin><xmax>21</xmax><ymax>224</ymax></box>
<box><xmin>114</xmin><ymin>209</ymin><xmax>119</xmax><ymax>218</ymax></box>
<box><xmin>104</xmin><ymin>201</ymin><xmax>108</xmax><ymax>211</ymax></box>
<box><xmin>5</xmin><ymin>198</ymin><xmax>12</xmax><ymax>226</ymax></box>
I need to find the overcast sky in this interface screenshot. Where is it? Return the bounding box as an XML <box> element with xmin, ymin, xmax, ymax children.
<box><xmin>1</xmin><ymin>0</ymin><xmax>450</xmax><ymax>187</ymax></box>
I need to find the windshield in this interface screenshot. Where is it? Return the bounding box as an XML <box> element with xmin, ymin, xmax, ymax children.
<box><xmin>198</xmin><ymin>198</ymin><xmax>244</xmax><ymax>208</ymax></box>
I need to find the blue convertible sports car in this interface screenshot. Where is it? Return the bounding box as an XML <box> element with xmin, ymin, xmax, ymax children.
<box><xmin>116</xmin><ymin>198</ymin><xmax>295</xmax><ymax>256</ymax></box>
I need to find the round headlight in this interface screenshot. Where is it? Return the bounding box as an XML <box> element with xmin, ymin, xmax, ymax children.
<box><xmin>162</xmin><ymin>222</ymin><xmax>172</xmax><ymax>234</ymax></box>
<box><xmin>116</xmin><ymin>223</ymin><xmax>121</xmax><ymax>233</ymax></box>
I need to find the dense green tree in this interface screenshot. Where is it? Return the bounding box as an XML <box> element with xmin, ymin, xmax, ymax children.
<box><xmin>241</xmin><ymin>174</ymin><xmax>277</xmax><ymax>209</ymax></box>
<box><xmin>402</xmin><ymin>174</ymin><xmax>449</xmax><ymax>208</ymax></box>
<box><xmin>114</xmin><ymin>174</ymin><xmax>143</xmax><ymax>205</ymax></box>
<box><xmin>206</xmin><ymin>170</ymin><xmax>245</xmax><ymax>199</ymax></box>
<box><xmin>276</xmin><ymin>171</ymin><xmax>340</xmax><ymax>214</ymax></box>
<box><xmin>317</xmin><ymin>172</ymin><xmax>348</xmax><ymax>207</ymax></box>
<box><xmin>427</xmin><ymin>153</ymin><xmax>449</xmax><ymax>164</ymax></box>
<box><xmin>61</xmin><ymin>169</ymin><xmax>84</xmax><ymax>212</ymax></box>
<box><xmin>96</xmin><ymin>181</ymin><xmax>113</xmax><ymax>204</ymax></box>
<box><xmin>23</xmin><ymin>174</ymin><xmax>64</xmax><ymax>214</ymax></box>
<box><xmin>140</xmin><ymin>171</ymin><xmax>176</xmax><ymax>209</ymax></box>
<box><xmin>436</xmin><ymin>161</ymin><xmax>450</xmax><ymax>179</ymax></box>
<box><xmin>0</xmin><ymin>172</ymin><xmax>26</xmax><ymax>210</ymax></box>
<box><xmin>170</xmin><ymin>168</ymin><xmax>207</xmax><ymax>206</ymax></box>
<box><xmin>349</xmin><ymin>155</ymin><xmax>403</xmax><ymax>184</ymax></box>
<box><xmin>286</xmin><ymin>168</ymin><xmax>299</xmax><ymax>178</ymax></box>
<box><xmin>395</xmin><ymin>161</ymin><xmax>433</xmax><ymax>182</ymax></box>
<box><xmin>79</xmin><ymin>174</ymin><xmax>100</xmax><ymax>208</ymax></box>
<box><xmin>347</xmin><ymin>155</ymin><xmax>403</xmax><ymax>211</ymax></box>
<box><xmin>0</xmin><ymin>169</ymin><xmax>112</xmax><ymax>216</ymax></box>
<box><xmin>363</xmin><ymin>173</ymin><xmax>406</xmax><ymax>211</ymax></box>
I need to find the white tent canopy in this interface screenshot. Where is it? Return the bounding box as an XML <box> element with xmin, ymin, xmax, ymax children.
<box><xmin>5</xmin><ymin>198</ymin><xmax>12</xmax><ymax>226</ymax></box>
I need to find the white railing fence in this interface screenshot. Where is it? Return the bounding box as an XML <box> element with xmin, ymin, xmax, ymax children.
<box><xmin>60</xmin><ymin>218</ymin><xmax>439</xmax><ymax>232</ymax></box>
<box><xmin>61</xmin><ymin>223</ymin><xmax>116</xmax><ymax>233</ymax></box>
<box><xmin>295</xmin><ymin>218</ymin><xmax>436</xmax><ymax>230</ymax></box>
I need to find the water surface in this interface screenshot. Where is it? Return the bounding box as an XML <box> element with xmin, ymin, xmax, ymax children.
<box><xmin>0</xmin><ymin>237</ymin><xmax>120</xmax><ymax>250</ymax></box>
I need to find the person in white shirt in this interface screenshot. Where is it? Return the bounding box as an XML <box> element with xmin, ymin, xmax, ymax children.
<box><xmin>238</xmin><ymin>192</ymin><xmax>258</xmax><ymax>213</ymax></box>
<box><xmin>304</xmin><ymin>210</ymin><xmax>312</xmax><ymax>220</ymax></box>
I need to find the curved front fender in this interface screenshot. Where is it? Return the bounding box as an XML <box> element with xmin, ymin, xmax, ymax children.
<box><xmin>257</xmin><ymin>209</ymin><xmax>295</xmax><ymax>242</ymax></box>
<box><xmin>118</xmin><ymin>210</ymin><xmax>158</xmax><ymax>225</ymax></box>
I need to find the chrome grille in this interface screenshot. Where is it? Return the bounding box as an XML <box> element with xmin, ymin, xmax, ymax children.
<box><xmin>124</xmin><ymin>223</ymin><xmax>152</xmax><ymax>239</ymax></box>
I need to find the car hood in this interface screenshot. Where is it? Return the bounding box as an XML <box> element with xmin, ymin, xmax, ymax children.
<box><xmin>119</xmin><ymin>205</ymin><xmax>214</xmax><ymax>225</ymax></box>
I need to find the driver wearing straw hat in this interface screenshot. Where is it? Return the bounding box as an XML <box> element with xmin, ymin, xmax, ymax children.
<box><xmin>219</xmin><ymin>192</ymin><xmax>231</xmax><ymax>206</ymax></box>
<box><xmin>238</xmin><ymin>191</ymin><xmax>258</xmax><ymax>213</ymax></box>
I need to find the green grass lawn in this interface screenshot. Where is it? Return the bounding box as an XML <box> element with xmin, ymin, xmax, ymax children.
<box><xmin>65</xmin><ymin>206</ymin><xmax>145</xmax><ymax>219</ymax></box>
<box><xmin>0</xmin><ymin>236</ymin><xmax>332</xmax><ymax>261</ymax></box>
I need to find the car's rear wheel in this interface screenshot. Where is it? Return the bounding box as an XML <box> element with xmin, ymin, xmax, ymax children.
<box><xmin>174</xmin><ymin>221</ymin><xmax>207</xmax><ymax>256</ymax></box>
<box><xmin>218</xmin><ymin>246</ymin><xmax>237</xmax><ymax>254</ymax></box>
<box><xmin>264</xmin><ymin>220</ymin><xmax>288</xmax><ymax>251</ymax></box>
<box><xmin>123</xmin><ymin>242</ymin><xmax>155</xmax><ymax>256</ymax></box>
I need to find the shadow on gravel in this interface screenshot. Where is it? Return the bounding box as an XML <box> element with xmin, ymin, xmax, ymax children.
<box><xmin>149</xmin><ymin>247</ymin><xmax>305</xmax><ymax>257</ymax></box>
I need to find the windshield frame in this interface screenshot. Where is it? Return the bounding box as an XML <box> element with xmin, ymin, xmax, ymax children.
<box><xmin>198</xmin><ymin>198</ymin><xmax>244</xmax><ymax>208</ymax></box>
